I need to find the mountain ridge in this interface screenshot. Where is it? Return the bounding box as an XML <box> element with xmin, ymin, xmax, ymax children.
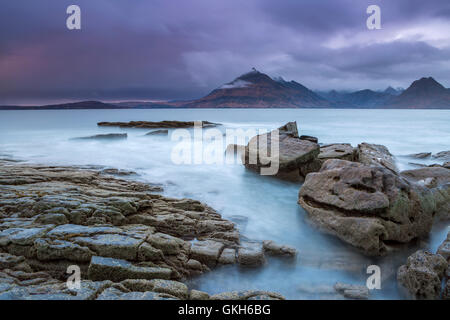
<box><xmin>1</xmin><ymin>71</ymin><xmax>450</xmax><ymax>109</ymax></box>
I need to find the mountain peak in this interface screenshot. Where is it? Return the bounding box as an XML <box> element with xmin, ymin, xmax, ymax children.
<box><xmin>386</xmin><ymin>76</ymin><xmax>450</xmax><ymax>108</ymax></box>
<box><xmin>409</xmin><ymin>76</ymin><xmax>445</xmax><ymax>90</ymax></box>
<box><xmin>187</xmin><ymin>69</ymin><xmax>330</xmax><ymax>108</ymax></box>
<box><xmin>384</xmin><ymin>86</ymin><xmax>398</xmax><ymax>95</ymax></box>
<box><xmin>235</xmin><ymin>69</ymin><xmax>273</xmax><ymax>84</ymax></box>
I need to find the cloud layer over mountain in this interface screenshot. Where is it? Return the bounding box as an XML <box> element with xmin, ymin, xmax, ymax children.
<box><xmin>1</xmin><ymin>0</ymin><xmax>450</xmax><ymax>104</ymax></box>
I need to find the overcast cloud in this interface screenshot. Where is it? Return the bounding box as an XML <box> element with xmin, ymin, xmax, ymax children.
<box><xmin>1</xmin><ymin>0</ymin><xmax>450</xmax><ymax>104</ymax></box>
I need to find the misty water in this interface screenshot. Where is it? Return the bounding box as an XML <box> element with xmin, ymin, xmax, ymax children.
<box><xmin>0</xmin><ymin>108</ymin><xmax>449</xmax><ymax>299</ymax></box>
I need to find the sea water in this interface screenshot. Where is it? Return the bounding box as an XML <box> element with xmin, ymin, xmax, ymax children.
<box><xmin>0</xmin><ymin>108</ymin><xmax>449</xmax><ymax>299</ymax></box>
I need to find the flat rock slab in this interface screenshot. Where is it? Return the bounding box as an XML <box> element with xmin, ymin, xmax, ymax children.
<box><xmin>88</xmin><ymin>256</ymin><xmax>172</xmax><ymax>282</ymax></box>
<box><xmin>97</xmin><ymin>120</ymin><xmax>219</xmax><ymax>129</ymax></box>
<box><xmin>73</xmin><ymin>234</ymin><xmax>143</xmax><ymax>260</ymax></box>
<box><xmin>262</xmin><ymin>240</ymin><xmax>297</xmax><ymax>257</ymax></box>
<box><xmin>319</xmin><ymin>143</ymin><xmax>355</xmax><ymax>162</ymax></box>
<box><xmin>190</xmin><ymin>240</ymin><xmax>224</xmax><ymax>267</ymax></box>
<box><xmin>237</xmin><ymin>243</ymin><xmax>265</xmax><ymax>266</ymax></box>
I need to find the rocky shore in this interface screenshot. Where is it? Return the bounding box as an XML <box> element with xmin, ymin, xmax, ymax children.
<box><xmin>0</xmin><ymin>161</ymin><xmax>286</xmax><ymax>300</ymax></box>
<box><xmin>239</xmin><ymin>122</ymin><xmax>449</xmax><ymax>258</ymax></box>
<box><xmin>238</xmin><ymin>121</ymin><xmax>449</xmax><ymax>299</ymax></box>
<box><xmin>1</xmin><ymin>119</ymin><xmax>449</xmax><ymax>300</ymax></box>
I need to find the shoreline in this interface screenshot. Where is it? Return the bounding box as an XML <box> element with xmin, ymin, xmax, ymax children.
<box><xmin>0</xmin><ymin>159</ymin><xmax>294</xmax><ymax>300</ymax></box>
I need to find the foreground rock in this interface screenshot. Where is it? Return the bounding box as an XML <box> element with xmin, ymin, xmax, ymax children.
<box><xmin>243</xmin><ymin>122</ymin><xmax>320</xmax><ymax>181</ymax></box>
<box><xmin>298</xmin><ymin>159</ymin><xmax>435</xmax><ymax>256</ymax></box>
<box><xmin>0</xmin><ymin>161</ymin><xmax>286</xmax><ymax>300</ymax></box>
<box><xmin>98</xmin><ymin>121</ymin><xmax>219</xmax><ymax>129</ymax></box>
<box><xmin>0</xmin><ymin>253</ymin><xmax>284</xmax><ymax>300</ymax></box>
<box><xmin>397</xmin><ymin>250</ymin><xmax>448</xmax><ymax>299</ymax></box>
<box><xmin>0</xmin><ymin>162</ymin><xmax>238</xmax><ymax>280</ymax></box>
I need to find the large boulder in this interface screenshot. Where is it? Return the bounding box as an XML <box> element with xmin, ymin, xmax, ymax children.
<box><xmin>397</xmin><ymin>250</ymin><xmax>448</xmax><ymax>299</ymax></box>
<box><xmin>243</xmin><ymin>122</ymin><xmax>320</xmax><ymax>181</ymax></box>
<box><xmin>298</xmin><ymin>159</ymin><xmax>435</xmax><ymax>255</ymax></box>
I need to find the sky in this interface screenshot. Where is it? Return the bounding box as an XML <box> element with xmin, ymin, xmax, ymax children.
<box><xmin>1</xmin><ymin>0</ymin><xmax>450</xmax><ymax>104</ymax></box>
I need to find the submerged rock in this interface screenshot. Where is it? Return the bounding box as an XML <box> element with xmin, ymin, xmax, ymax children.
<box><xmin>405</xmin><ymin>152</ymin><xmax>432</xmax><ymax>159</ymax></box>
<box><xmin>298</xmin><ymin>159</ymin><xmax>434</xmax><ymax>256</ymax></box>
<box><xmin>334</xmin><ymin>282</ymin><xmax>369</xmax><ymax>299</ymax></box>
<box><xmin>225</xmin><ymin>144</ymin><xmax>245</xmax><ymax>156</ymax></box>
<box><xmin>101</xmin><ymin>168</ymin><xmax>137</xmax><ymax>176</ymax></box>
<box><xmin>210</xmin><ymin>290</ymin><xmax>284</xmax><ymax>300</ymax></box>
<box><xmin>262</xmin><ymin>240</ymin><xmax>297</xmax><ymax>257</ymax></box>
<box><xmin>72</xmin><ymin>133</ymin><xmax>127</xmax><ymax>140</ymax></box>
<box><xmin>397</xmin><ymin>250</ymin><xmax>448</xmax><ymax>299</ymax></box>
<box><xmin>145</xmin><ymin>129</ymin><xmax>169</xmax><ymax>136</ymax></box>
<box><xmin>432</xmin><ymin>150</ymin><xmax>450</xmax><ymax>161</ymax></box>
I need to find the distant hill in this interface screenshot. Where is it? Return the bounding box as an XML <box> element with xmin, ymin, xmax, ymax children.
<box><xmin>383</xmin><ymin>77</ymin><xmax>450</xmax><ymax>109</ymax></box>
<box><xmin>318</xmin><ymin>89</ymin><xmax>395</xmax><ymax>108</ymax></box>
<box><xmin>179</xmin><ymin>69</ymin><xmax>331</xmax><ymax>108</ymax></box>
<box><xmin>0</xmin><ymin>101</ymin><xmax>121</xmax><ymax>110</ymax></box>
